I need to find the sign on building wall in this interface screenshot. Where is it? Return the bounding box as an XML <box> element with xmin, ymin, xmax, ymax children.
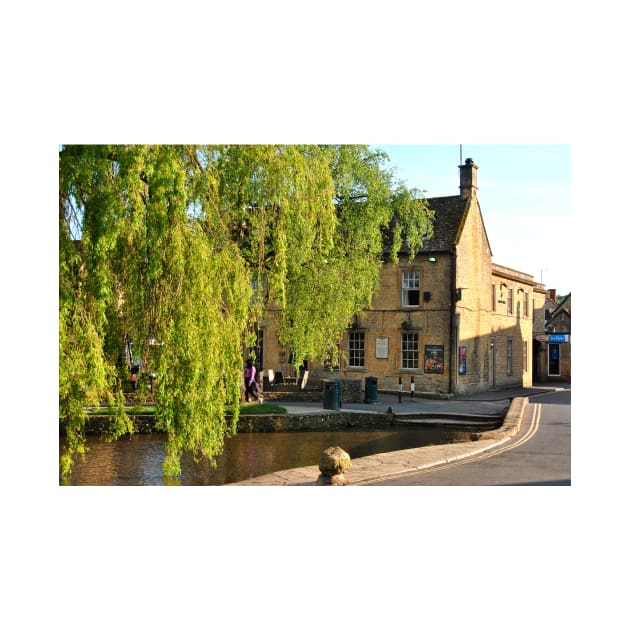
<box><xmin>375</xmin><ymin>336</ymin><xmax>389</xmax><ymax>359</ymax></box>
<box><xmin>458</xmin><ymin>346</ymin><xmax>467</xmax><ymax>375</ymax></box>
<box><xmin>549</xmin><ymin>334</ymin><xmax>570</xmax><ymax>343</ymax></box>
<box><xmin>424</xmin><ymin>345</ymin><xmax>444</xmax><ymax>373</ymax></box>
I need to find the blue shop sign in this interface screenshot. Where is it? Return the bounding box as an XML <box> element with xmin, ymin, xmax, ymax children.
<box><xmin>549</xmin><ymin>333</ymin><xmax>570</xmax><ymax>343</ymax></box>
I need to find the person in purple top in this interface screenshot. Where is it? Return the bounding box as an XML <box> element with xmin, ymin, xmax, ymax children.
<box><xmin>244</xmin><ymin>359</ymin><xmax>262</xmax><ymax>403</ymax></box>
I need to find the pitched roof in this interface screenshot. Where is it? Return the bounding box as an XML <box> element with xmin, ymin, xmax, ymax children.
<box><xmin>550</xmin><ymin>293</ymin><xmax>571</xmax><ymax>318</ymax></box>
<box><xmin>383</xmin><ymin>195</ymin><xmax>468</xmax><ymax>254</ymax></box>
<box><xmin>386</xmin><ymin>195</ymin><xmax>470</xmax><ymax>256</ymax></box>
<box><xmin>383</xmin><ymin>192</ymin><xmax>495</xmax><ymax>259</ymax></box>
<box><xmin>423</xmin><ymin>195</ymin><xmax>470</xmax><ymax>251</ymax></box>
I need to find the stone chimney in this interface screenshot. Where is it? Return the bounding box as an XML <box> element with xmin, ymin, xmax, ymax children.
<box><xmin>459</xmin><ymin>157</ymin><xmax>478</xmax><ymax>199</ymax></box>
<box><xmin>547</xmin><ymin>289</ymin><xmax>557</xmax><ymax>302</ymax></box>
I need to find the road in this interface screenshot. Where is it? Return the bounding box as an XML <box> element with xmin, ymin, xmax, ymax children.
<box><xmin>365</xmin><ymin>388</ymin><xmax>571</xmax><ymax>485</ymax></box>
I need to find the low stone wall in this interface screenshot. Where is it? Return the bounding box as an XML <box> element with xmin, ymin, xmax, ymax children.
<box><xmin>262</xmin><ymin>378</ymin><xmax>363</xmax><ymax>404</ymax></box>
<box><xmin>236</xmin><ymin>412</ymin><xmax>394</xmax><ymax>433</ymax></box>
<box><xmin>68</xmin><ymin>399</ymin><xmax>514</xmax><ymax>437</ymax></box>
<box><xmin>72</xmin><ymin>410</ymin><xmax>395</xmax><ymax>436</ymax></box>
<box><xmin>260</xmin><ymin>390</ymin><xmax>321</xmax><ymax>403</ymax></box>
<box><xmin>340</xmin><ymin>378</ymin><xmax>362</xmax><ymax>403</ymax></box>
<box><xmin>61</xmin><ymin>415</ymin><xmax>158</xmax><ymax>436</ymax></box>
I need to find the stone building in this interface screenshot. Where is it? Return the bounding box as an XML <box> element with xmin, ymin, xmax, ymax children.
<box><xmin>534</xmin><ymin>290</ymin><xmax>571</xmax><ymax>383</ymax></box>
<box><xmin>258</xmin><ymin>157</ymin><xmax>541</xmax><ymax>397</ymax></box>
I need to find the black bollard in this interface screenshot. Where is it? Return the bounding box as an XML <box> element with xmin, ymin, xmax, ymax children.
<box><xmin>410</xmin><ymin>375</ymin><xmax>415</xmax><ymax>399</ymax></box>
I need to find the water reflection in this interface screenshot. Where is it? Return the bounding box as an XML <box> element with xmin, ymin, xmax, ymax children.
<box><xmin>62</xmin><ymin>426</ymin><xmax>472</xmax><ymax>486</ymax></box>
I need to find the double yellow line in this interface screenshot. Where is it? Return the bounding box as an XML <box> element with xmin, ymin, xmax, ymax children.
<box><xmin>404</xmin><ymin>402</ymin><xmax>543</xmax><ymax>477</ymax></box>
<box><xmin>471</xmin><ymin>402</ymin><xmax>542</xmax><ymax>463</ymax></box>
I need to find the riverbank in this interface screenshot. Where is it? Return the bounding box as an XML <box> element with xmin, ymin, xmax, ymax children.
<box><xmin>75</xmin><ymin>394</ymin><xmax>509</xmax><ymax>436</ymax></box>
<box><xmin>61</xmin><ymin>385</ymin><xmax>564</xmax><ymax>485</ymax></box>
<box><xmin>228</xmin><ymin>394</ymin><xmax>531</xmax><ymax>485</ymax></box>
<box><xmin>69</xmin><ymin>385</ymin><xmax>550</xmax><ymax>437</ymax></box>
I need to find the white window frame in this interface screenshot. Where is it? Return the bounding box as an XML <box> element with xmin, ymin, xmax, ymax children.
<box><xmin>402</xmin><ymin>271</ymin><xmax>420</xmax><ymax>307</ymax></box>
<box><xmin>348</xmin><ymin>330</ymin><xmax>365</xmax><ymax>368</ymax></box>
<box><xmin>401</xmin><ymin>332</ymin><xmax>419</xmax><ymax>369</ymax></box>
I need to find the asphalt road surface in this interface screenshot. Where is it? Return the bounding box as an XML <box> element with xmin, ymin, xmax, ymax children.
<box><xmin>365</xmin><ymin>388</ymin><xmax>571</xmax><ymax>486</ymax></box>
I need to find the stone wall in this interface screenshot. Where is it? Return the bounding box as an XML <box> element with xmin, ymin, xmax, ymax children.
<box><xmin>75</xmin><ymin>411</ymin><xmax>396</xmax><ymax>436</ymax></box>
<box><xmin>340</xmin><ymin>378</ymin><xmax>362</xmax><ymax>403</ymax></box>
<box><xmin>236</xmin><ymin>412</ymin><xmax>395</xmax><ymax>433</ymax></box>
<box><xmin>262</xmin><ymin>378</ymin><xmax>362</xmax><ymax>403</ymax></box>
<box><xmin>62</xmin><ymin>414</ymin><xmax>157</xmax><ymax>436</ymax></box>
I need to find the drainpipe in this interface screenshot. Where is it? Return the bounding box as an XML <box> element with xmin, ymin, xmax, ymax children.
<box><xmin>449</xmin><ymin>245</ymin><xmax>457</xmax><ymax>395</ymax></box>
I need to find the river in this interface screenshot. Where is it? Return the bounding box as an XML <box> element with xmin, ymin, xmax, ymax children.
<box><xmin>61</xmin><ymin>425</ymin><xmax>475</xmax><ymax>485</ymax></box>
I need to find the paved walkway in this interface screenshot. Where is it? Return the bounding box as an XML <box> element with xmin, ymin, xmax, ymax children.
<box><xmin>229</xmin><ymin>384</ymin><xmax>568</xmax><ymax>486</ymax></box>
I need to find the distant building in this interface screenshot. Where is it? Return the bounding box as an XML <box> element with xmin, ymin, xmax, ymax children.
<box><xmin>259</xmin><ymin>157</ymin><xmax>543</xmax><ymax>397</ymax></box>
<box><xmin>534</xmin><ymin>290</ymin><xmax>571</xmax><ymax>383</ymax></box>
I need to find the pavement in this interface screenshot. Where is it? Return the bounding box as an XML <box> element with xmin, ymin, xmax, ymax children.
<box><xmin>228</xmin><ymin>384</ymin><xmax>569</xmax><ymax>486</ymax></box>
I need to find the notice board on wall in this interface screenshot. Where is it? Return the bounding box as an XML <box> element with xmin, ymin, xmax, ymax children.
<box><xmin>375</xmin><ymin>336</ymin><xmax>389</xmax><ymax>359</ymax></box>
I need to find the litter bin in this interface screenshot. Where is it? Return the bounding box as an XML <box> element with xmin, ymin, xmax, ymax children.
<box><xmin>322</xmin><ymin>379</ymin><xmax>341</xmax><ymax>410</ymax></box>
<box><xmin>364</xmin><ymin>376</ymin><xmax>379</xmax><ymax>404</ymax></box>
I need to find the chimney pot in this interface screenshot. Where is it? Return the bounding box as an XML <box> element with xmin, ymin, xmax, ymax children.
<box><xmin>458</xmin><ymin>157</ymin><xmax>478</xmax><ymax>199</ymax></box>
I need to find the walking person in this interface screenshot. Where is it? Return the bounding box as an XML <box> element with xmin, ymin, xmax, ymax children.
<box><xmin>244</xmin><ymin>359</ymin><xmax>263</xmax><ymax>403</ymax></box>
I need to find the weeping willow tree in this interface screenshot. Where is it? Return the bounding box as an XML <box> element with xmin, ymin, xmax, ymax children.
<box><xmin>59</xmin><ymin>144</ymin><xmax>432</xmax><ymax>480</ymax></box>
<box><xmin>276</xmin><ymin>145</ymin><xmax>434</xmax><ymax>366</ymax></box>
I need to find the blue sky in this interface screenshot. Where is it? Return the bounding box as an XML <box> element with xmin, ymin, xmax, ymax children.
<box><xmin>370</xmin><ymin>145</ymin><xmax>571</xmax><ymax>295</ymax></box>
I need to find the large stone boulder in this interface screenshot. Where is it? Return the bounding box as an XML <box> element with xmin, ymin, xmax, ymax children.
<box><xmin>317</xmin><ymin>446</ymin><xmax>351</xmax><ymax>485</ymax></box>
